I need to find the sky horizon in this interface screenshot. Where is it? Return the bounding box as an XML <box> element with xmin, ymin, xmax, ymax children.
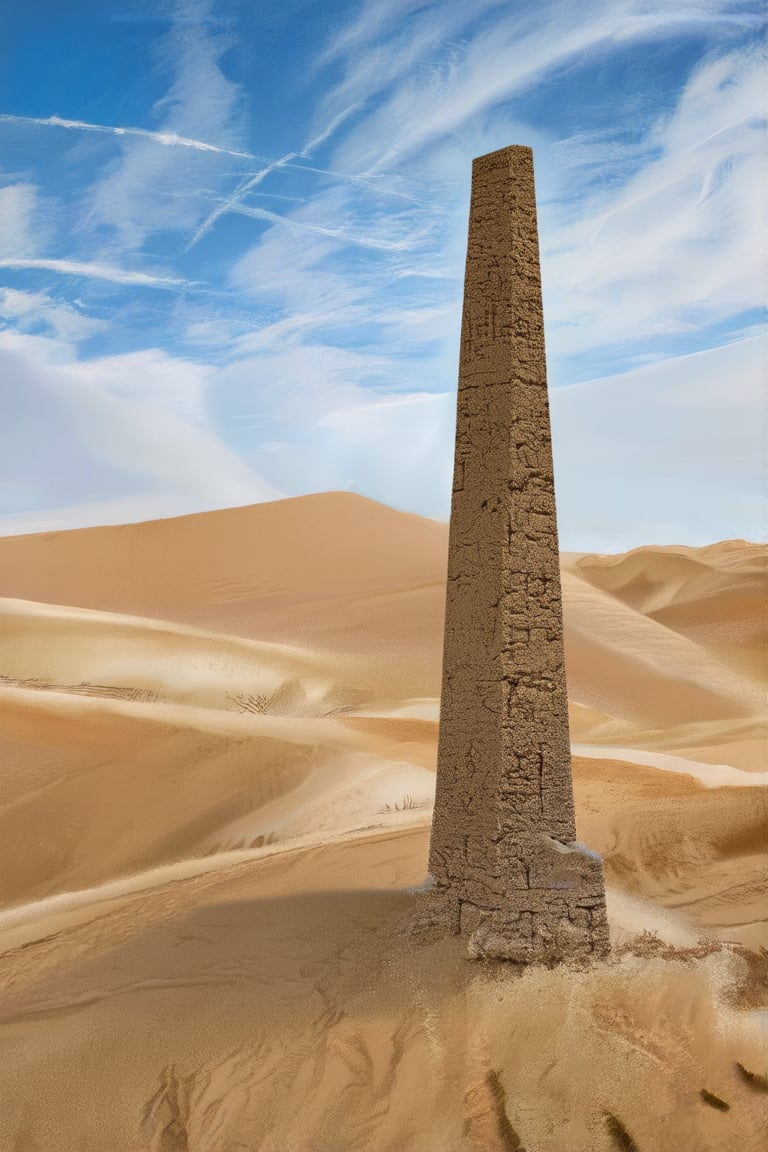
<box><xmin>1</xmin><ymin>0</ymin><xmax>765</xmax><ymax>551</ymax></box>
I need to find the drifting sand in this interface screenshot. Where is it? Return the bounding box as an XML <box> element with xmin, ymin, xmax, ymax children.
<box><xmin>0</xmin><ymin>831</ymin><xmax>766</xmax><ymax>1152</ymax></box>
<box><xmin>0</xmin><ymin>495</ymin><xmax>765</xmax><ymax>1149</ymax></box>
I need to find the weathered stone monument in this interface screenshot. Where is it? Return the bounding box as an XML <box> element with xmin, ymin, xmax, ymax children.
<box><xmin>426</xmin><ymin>145</ymin><xmax>609</xmax><ymax>963</ymax></box>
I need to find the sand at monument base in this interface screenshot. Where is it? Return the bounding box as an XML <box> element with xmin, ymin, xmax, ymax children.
<box><xmin>0</xmin><ymin>493</ymin><xmax>765</xmax><ymax>1150</ymax></box>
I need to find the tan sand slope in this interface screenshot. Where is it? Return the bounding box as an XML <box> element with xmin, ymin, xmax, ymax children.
<box><xmin>0</xmin><ymin>827</ymin><xmax>765</xmax><ymax>1152</ymax></box>
<box><xmin>0</xmin><ymin>497</ymin><xmax>766</xmax><ymax>1150</ymax></box>
<box><xmin>0</xmin><ymin>742</ymin><xmax>763</xmax><ymax>949</ymax></box>
<box><xmin>0</xmin><ymin>498</ymin><xmax>764</xmax><ymax>929</ymax></box>
<box><xmin>0</xmin><ymin>494</ymin><xmax>762</xmax><ymax>722</ymax></box>
<box><xmin>0</xmin><ymin>674</ymin><xmax>435</xmax><ymax>907</ymax></box>
<box><xmin>0</xmin><ymin>493</ymin><xmax>448</xmax><ymax>620</ymax></box>
<box><xmin>573</xmin><ymin>756</ymin><xmax>768</xmax><ymax>952</ymax></box>
<box><xmin>0</xmin><ymin>595</ymin><xmax>369</xmax><ymax>712</ymax></box>
<box><xmin>0</xmin><ymin>492</ymin><xmax>450</xmax><ymax>697</ymax></box>
<box><xmin>0</xmin><ymin>656</ymin><xmax>763</xmax><ymax>946</ymax></box>
<box><xmin>563</xmin><ymin>541</ymin><xmax>767</xmax><ymax>759</ymax></box>
<box><xmin>569</xmin><ymin>540</ymin><xmax>767</xmax><ymax>659</ymax></box>
<box><xmin>560</xmin><ymin>541</ymin><xmax>767</xmax><ymax>765</ymax></box>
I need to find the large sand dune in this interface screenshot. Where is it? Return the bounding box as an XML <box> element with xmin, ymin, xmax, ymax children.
<box><xmin>0</xmin><ymin>493</ymin><xmax>448</xmax><ymax>696</ymax></box>
<box><xmin>0</xmin><ymin>494</ymin><xmax>765</xmax><ymax>1150</ymax></box>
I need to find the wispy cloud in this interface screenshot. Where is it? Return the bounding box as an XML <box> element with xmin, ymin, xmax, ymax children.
<box><xmin>0</xmin><ymin>288</ymin><xmax>106</xmax><ymax>342</ymax></box>
<box><xmin>542</xmin><ymin>43</ymin><xmax>766</xmax><ymax>362</ymax></box>
<box><xmin>185</xmin><ymin>103</ymin><xmax>362</xmax><ymax>249</ymax></box>
<box><xmin>80</xmin><ymin>10</ymin><xmax>249</xmax><ymax>250</ymax></box>
<box><xmin>0</xmin><ymin>184</ymin><xmax>45</xmax><ymax>260</ymax></box>
<box><xmin>226</xmin><ymin>192</ymin><xmax>450</xmax><ymax>373</ymax></box>
<box><xmin>229</xmin><ymin>202</ymin><xmax>418</xmax><ymax>251</ymax></box>
<box><xmin>230</xmin><ymin>229</ymin><xmax>372</xmax><ymax>324</ymax></box>
<box><xmin>0</xmin><ymin>113</ymin><xmax>256</xmax><ymax>158</ymax></box>
<box><xmin>322</xmin><ymin>0</ymin><xmax>762</xmax><ymax>174</ymax></box>
<box><xmin>0</xmin><ymin>259</ymin><xmax>187</xmax><ymax>288</ymax></box>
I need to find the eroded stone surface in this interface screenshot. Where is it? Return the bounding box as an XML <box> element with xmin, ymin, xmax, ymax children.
<box><xmin>426</xmin><ymin>145</ymin><xmax>609</xmax><ymax>963</ymax></box>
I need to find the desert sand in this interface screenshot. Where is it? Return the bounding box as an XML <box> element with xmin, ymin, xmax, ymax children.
<box><xmin>0</xmin><ymin>492</ymin><xmax>765</xmax><ymax>1150</ymax></box>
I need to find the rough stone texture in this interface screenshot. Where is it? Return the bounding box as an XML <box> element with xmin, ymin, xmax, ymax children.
<box><xmin>426</xmin><ymin>145</ymin><xmax>609</xmax><ymax>963</ymax></box>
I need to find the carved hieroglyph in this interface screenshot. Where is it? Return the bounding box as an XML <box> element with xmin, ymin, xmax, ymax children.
<box><xmin>426</xmin><ymin>146</ymin><xmax>609</xmax><ymax>962</ymax></box>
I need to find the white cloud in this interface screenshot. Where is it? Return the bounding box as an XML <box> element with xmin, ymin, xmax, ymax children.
<box><xmin>0</xmin><ymin>288</ymin><xmax>106</xmax><ymax>342</ymax></box>
<box><xmin>0</xmin><ymin>324</ymin><xmax>762</xmax><ymax>549</ymax></box>
<box><xmin>0</xmin><ymin>185</ymin><xmax>43</xmax><ymax>259</ymax></box>
<box><xmin>219</xmin><ymin>332</ymin><xmax>766</xmax><ymax>548</ymax></box>
<box><xmin>242</xmin><ymin>0</ymin><xmax>765</xmax><ymax>392</ymax></box>
<box><xmin>247</xmin><ymin>333</ymin><xmax>765</xmax><ymax>548</ymax></box>
<box><xmin>227</xmin><ymin>192</ymin><xmax>438</xmax><ymax>337</ymax></box>
<box><xmin>73</xmin><ymin>348</ymin><xmax>211</xmax><ymax>425</ymax></box>
<box><xmin>314</xmin><ymin>390</ymin><xmax>456</xmax><ymax>514</ymax></box>
<box><xmin>0</xmin><ymin>337</ymin><xmax>282</xmax><ymax>535</ymax></box>
<box><xmin>1</xmin><ymin>0</ymin><xmax>763</xmax><ymax>550</ymax></box>
<box><xmin>212</xmin><ymin>344</ymin><xmax>393</xmax><ymax>442</ymax></box>
<box><xmin>227</xmin><ymin>199</ymin><xmax>420</xmax><ymax>252</ymax></box>
<box><xmin>223</xmin><ymin>185</ymin><xmax>456</xmax><ymax>380</ymax></box>
<box><xmin>550</xmin><ymin>333</ymin><xmax>766</xmax><ymax>550</ymax></box>
<box><xmin>186</xmin><ymin>102</ymin><xmax>362</xmax><ymax>250</ymax></box>
<box><xmin>230</xmin><ymin>228</ymin><xmax>367</xmax><ymax>320</ymax></box>
<box><xmin>0</xmin><ymin>494</ymin><xmax>231</xmax><ymax>537</ymax></box>
<box><xmin>315</xmin><ymin>0</ymin><xmax>514</xmax><ymax>143</ymax></box>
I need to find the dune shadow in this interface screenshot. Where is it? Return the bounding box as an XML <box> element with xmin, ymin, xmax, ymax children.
<box><xmin>0</xmin><ymin>882</ymin><xmax>473</xmax><ymax>1032</ymax></box>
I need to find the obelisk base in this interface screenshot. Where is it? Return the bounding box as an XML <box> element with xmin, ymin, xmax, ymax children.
<box><xmin>416</xmin><ymin>837</ymin><xmax>609</xmax><ymax>964</ymax></box>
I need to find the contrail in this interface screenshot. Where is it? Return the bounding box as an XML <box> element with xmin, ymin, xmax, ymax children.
<box><xmin>300</xmin><ymin>104</ymin><xmax>360</xmax><ymax>156</ymax></box>
<box><xmin>185</xmin><ymin>152</ymin><xmax>301</xmax><ymax>250</ymax></box>
<box><xmin>0</xmin><ymin>258</ymin><xmax>187</xmax><ymax>287</ymax></box>
<box><xmin>0</xmin><ymin>112</ymin><xmax>256</xmax><ymax>159</ymax></box>
<box><xmin>230</xmin><ymin>203</ymin><xmax>414</xmax><ymax>252</ymax></box>
<box><xmin>185</xmin><ymin>103</ymin><xmax>362</xmax><ymax>250</ymax></box>
<box><xmin>1</xmin><ymin>110</ymin><xmax>415</xmax><ymax>206</ymax></box>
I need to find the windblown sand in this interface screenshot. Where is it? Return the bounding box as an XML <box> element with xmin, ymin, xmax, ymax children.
<box><xmin>0</xmin><ymin>493</ymin><xmax>765</xmax><ymax>1150</ymax></box>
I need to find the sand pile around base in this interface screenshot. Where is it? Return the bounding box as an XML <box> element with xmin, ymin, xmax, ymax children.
<box><xmin>0</xmin><ymin>828</ymin><xmax>765</xmax><ymax>1152</ymax></box>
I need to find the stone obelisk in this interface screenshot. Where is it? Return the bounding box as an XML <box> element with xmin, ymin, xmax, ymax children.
<box><xmin>427</xmin><ymin>146</ymin><xmax>609</xmax><ymax>962</ymax></box>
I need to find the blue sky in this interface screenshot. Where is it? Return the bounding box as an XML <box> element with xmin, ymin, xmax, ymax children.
<box><xmin>0</xmin><ymin>0</ymin><xmax>765</xmax><ymax>549</ymax></box>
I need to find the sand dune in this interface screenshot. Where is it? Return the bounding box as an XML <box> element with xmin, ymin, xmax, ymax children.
<box><xmin>0</xmin><ymin>499</ymin><xmax>764</xmax><ymax>923</ymax></box>
<box><xmin>0</xmin><ymin>492</ymin><xmax>450</xmax><ymax>697</ymax></box>
<box><xmin>567</xmin><ymin>541</ymin><xmax>768</xmax><ymax>691</ymax></box>
<box><xmin>0</xmin><ymin>675</ymin><xmax>438</xmax><ymax>906</ymax></box>
<box><xmin>1</xmin><ymin>493</ymin><xmax>761</xmax><ymax>716</ymax></box>
<box><xmin>571</xmin><ymin>755</ymin><xmax>768</xmax><ymax>951</ymax></box>
<box><xmin>0</xmin><ymin>493</ymin><xmax>448</xmax><ymax>617</ymax></box>
<box><xmin>561</xmin><ymin>566</ymin><xmax>761</xmax><ymax>728</ymax></box>
<box><xmin>0</xmin><ymin>595</ymin><xmax>368</xmax><ymax>713</ymax></box>
<box><xmin>0</xmin><ymin>495</ymin><xmax>765</xmax><ymax>1149</ymax></box>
